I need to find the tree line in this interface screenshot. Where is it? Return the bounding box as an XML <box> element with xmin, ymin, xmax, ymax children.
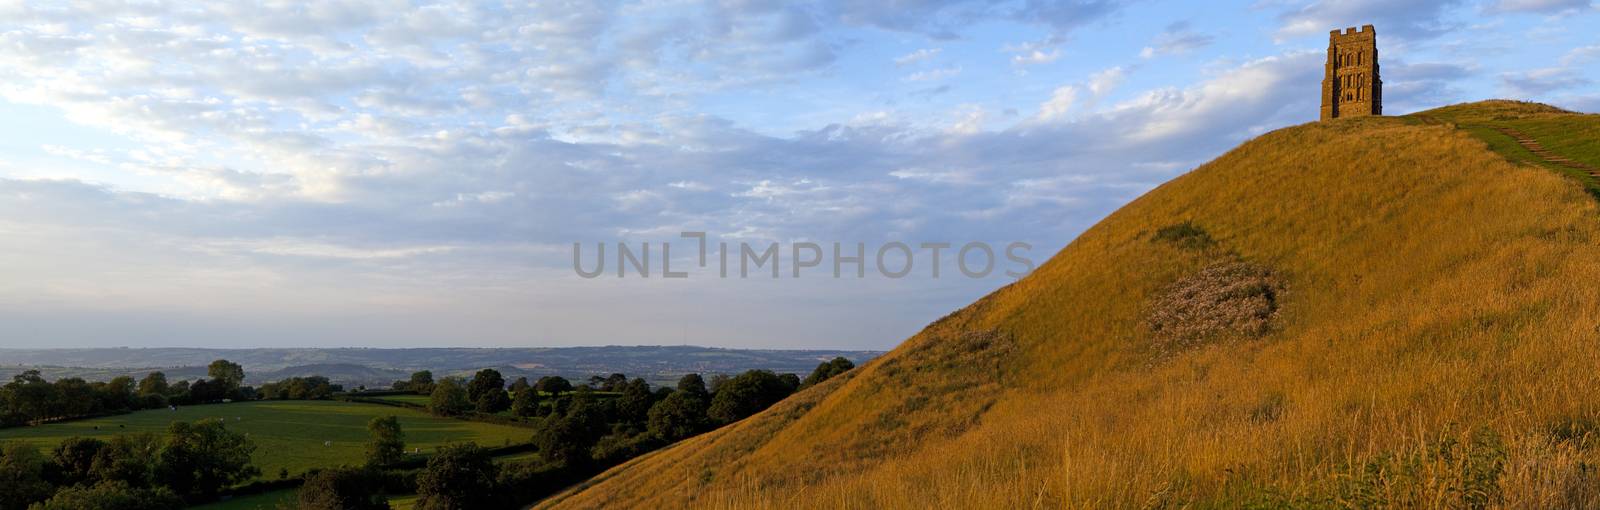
<box><xmin>0</xmin><ymin>419</ymin><xmax>258</xmax><ymax>509</ymax></box>
<box><xmin>302</xmin><ymin>356</ymin><xmax>859</xmax><ymax>509</ymax></box>
<box><xmin>0</xmin><ymin>360</ymin><xmax>258</xmax><ymax>428</ymax></box>
<box><xmin>0</xmin><ymin>356</ymin><xmax>858</xmax><ymax>509</ymax></box>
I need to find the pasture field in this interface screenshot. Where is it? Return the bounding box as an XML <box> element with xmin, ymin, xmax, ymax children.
<box><xmin>191</xmin><ymin>490</ymin><xmax>419</xmax><ymax>510</ymax></box>
<box><xmin>191</xmin><ymin>490</ymin><xmax>295</xmax><ymax>510</ymax></box>
<box><xmin>0</xmin><ymin>400</ymin><xmax>531</xmax><ymax>480</ymax></box>
<box><xmin>369</xmin><ymin>393</ymin><xmax>432</xmax><ymax>406</ymax></box>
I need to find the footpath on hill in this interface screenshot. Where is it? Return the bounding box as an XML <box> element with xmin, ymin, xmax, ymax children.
<box><xmin>1410</xmin><ymin>101</ymin><xmax>1600</xmax><ymax>198</ymax></box>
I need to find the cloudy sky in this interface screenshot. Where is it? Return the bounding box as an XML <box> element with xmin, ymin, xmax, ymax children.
<box><xmin>1</xmin><ymin>0</ymin><xmax>1596</xmax><ymax>350</ymax></box>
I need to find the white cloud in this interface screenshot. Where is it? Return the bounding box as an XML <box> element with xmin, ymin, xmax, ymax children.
<box><xmin>1012</xmin><ymin>48</ymin><xmax>1064</xmax><ymax>66</ymax></box>
<box><xmin>1004</xmin><ymin>36</ymin><xmax>1066</xmax><ymax>67</ymax></box>
<box><xmin>1563</xmin><ymin>44</ymin><xmax>1600</xmax><ymax>65</ymax></box>
<box><xmin>905</xmin><ymin>66</ymin><xmax>963</xmax><ymax>82</ymax></box>
<box><xmin>1274</xmin><ymin>0</ymin><xmax>1464</xmax><ymax>41</ymax></box>
<box><xmin>894</xmin><ymin>48</ymin><xmax>943</xmax><ymax>66</ymax></box>
<box><xmin>1500</xmin><ymin>67</ymin><xmax>1593</xmax><ymax>96</ymax></box>
<box><xmin>1485</xmin><ymin>0</ymin><xmax>1593</xmax><ymax>13</ymax></box>
<box><xmin>1140</xmin><ymin>21</ymin><xmax>1215</xmax><ymax>58</ymax></box>
<box><xmin>1036</xmin><ymin>86</ymin><xmax>1080</xmax><ymax>122</ymax></box>
<box><xmin>1088</xmin><ymin>67</ymin><xmax>1128</xmax><ymax>98</ymax></box>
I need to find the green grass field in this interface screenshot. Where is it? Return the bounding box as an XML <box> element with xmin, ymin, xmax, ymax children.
<box><xmin>190</xmin><ymin>449</ymin><xmax>530</xmax><ymax>510</ymax></box>
<box><xmin>190</xmin><ymin>490</ymin><xmax>295</xmax><ymax>510</ymax></box>
<box><xmin>1411</xmin><ymin>100</ymin><xmax>1600</xmax><ymax>197</ymax></box>
<box><xmin>190</xmin><ymin>490</ymin><xmax>419</xmax><ymax>510</ymax></box>
<box><xmin>0</xmin><ymin>400</ymin><xmax>532</xmax><ymax>480</ymax></box>
<box><xmin>369</xmin><ymin>394</ymin><xmax>432</xmax><ymax>406</ymax></box>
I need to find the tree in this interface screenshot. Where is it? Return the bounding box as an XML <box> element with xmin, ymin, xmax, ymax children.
<box><xmin>28</xmin><ymin>481</ymin><xmax>181</xmax><ymax>510</ymax></box>
<box><xmin>676</xmin><ymin>373</ymin><xmax>708</xmax><ymax>396</ymax></box>
<box><xmin>646</xmin><ymin>390</ymin><xmax>707</xmax><ymax>441</ymax></box>
<box><xmin>475</xmin><ymin>389</ymin><xmax>511</xmax><ymax>414</ymax></box>
<box><xmin>535</xmin><ymin>396</ymin><xmax>606</xmax><ymax>467</ymax></box>
<box><xmin>6</xmin><ymin>371</ymin><xmax>59</xmax><ymax>424</ymax></box>
<box><xmin>156</xmin><ymin>420</ymin><xmax>259</xmax><ymax>501</ymax></box>
<box><xmin>533</xmin><ymin>376</ymin><xmax>572</xmax><ymax>397</ymax></box>
<box><xmin>707</xmin><ymin>374</ymin><xmax>731</xmax><ymax>395</ymax></box>
<box><xmin>260</xmin><ymin>376</ymin><xmax>337</xmax><ymax>401</ymax></box>
<box><xmin>465</xmin><ymin>369</ymin><xmax>505</xmax><ymax>405</ymax></box>
<box><xmin>0</xmin><ymin>387</ymin><xmax>21</xmax><ymax>427</ymax></box>
<box><xmin>54</xmin><ymin>378</ymin><xmax>98</xmax><ymax>418</ymax></box>
<box><xmin>427</xmin><ymin>378</ymin><xmax>470</xmax><ymax>417</ymax></box>
<box><xmin>0</xmin><ymin>441</ymin><xmax>54</xmax><ymax>509</ymax></box>
<box><xmin>404</xmin><ymin>371</ymin><xmax>435</xmax><ymax>394</ymax></box>
<box><xmin>414</xmin><ymin>444</ymin><xmax>498</xmax><ymax>510</ymax></box>
<box><xmin>136</xmin><ymin>372</ymin><xmax>168</xmax><ymax>397</ymax></box>
<box><xmin>508</xmin><ymin>377</ymin><xmax>530</xmax><ymax>394</ymax></box>
<box><xmin>598</xmin><ymin>374</ymin><xmax>627</xmax><ymax>393</ymax></box>
<box><xmin>707</xmin><ymin>370</ymin><xmax>795</xmax><ymax>425</ymax></box>
<box><xmin>167</xmin><ymin>381</ymin><xmax>191</xmax><ymax>405</ymax></box>
<box><xmin>52</xmin><ymin>437</ymin><xmax>108</xmax><ymax>486</ymax></box>
<box><xmin>297</xmin><ymin>468</ymin><xmax>389</xmax><ymax>510</ymax></box>
<box><xmin>101</xmin><ymin>376</ymin><xmax>139</xmax><ymax>411</ymax></box>
<box><xmin>615</xmin><ymin>378</ymin><xmax>655</xmax><ymax>426</ymax></box>
<box><xmin>801</xmin><ymin>357</ymin><xmax>856</xmax><ymax>389</ymax></box>
<box><xmin>206</xmin><ymin>360</ymin><xmax>245</xmax><ymax>396</ymax></box>
<box><xmin>467</xmin><ymin>369</ymin><xmax>509</xmax><ymax>414</ymax></box>
<box><xmin>90</xmin><ymin>433</ymin><xmax>163</xmax><ymax>487</ymax></box>
<box><xmin>185</xmin><ymin>379</ymin><xmax>224</xmax><ymax>404</ymax></box>
<box><xmin>510</xmin><ymin>387</ymin><xmax>540</xmax><ymax>418</ymax></box>
<box><xmin>365</xmin><ymin>416</ymin><xmax>406</xmax><ymax>468</ymax></box>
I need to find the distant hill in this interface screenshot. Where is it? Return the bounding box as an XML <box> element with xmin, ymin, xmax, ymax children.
<box><xmin>0</xmin><ymin>346</ymin><xmax>882</xmax><ymax>388</ymax></box>
<box><xmin>539</xmin><ymin>102</ymin><xmax>1600</xmax><ymax>508</ymax></box>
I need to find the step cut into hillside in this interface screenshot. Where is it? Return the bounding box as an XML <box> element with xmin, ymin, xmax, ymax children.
<box><xmin>540</xmin><ymin>103</ymin><xmax>1600</xmax><ymax>508</ymax></box>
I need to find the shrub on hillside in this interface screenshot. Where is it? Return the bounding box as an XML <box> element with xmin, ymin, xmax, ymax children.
<box><xmin>1152</xmin><ymin>220</ymin><xmax>1216</xmax><ymax>250</ymax></box>
<box><xmin>707</xmin><ymin>370</ymin><xmax>795</xmax><ymax>425</ymax></box>
<box><xmin>1145</xmin><ymin>260</ymin><xmax>1284</xmax><ymax>355</ymax></box>
<box><xmin>800</xmin><ymin>357</ymin><xmax>856</xmax><ymax>389</ymax></box>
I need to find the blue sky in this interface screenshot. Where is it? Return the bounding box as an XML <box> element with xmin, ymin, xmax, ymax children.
<box><xmin>0</xmin><ymin>0</ymin><xmax>1596</xmax><ymax>349</ymax></box>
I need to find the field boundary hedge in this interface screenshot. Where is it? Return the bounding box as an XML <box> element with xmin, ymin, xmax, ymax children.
<box><xmin>335</xmin><ymin>396</ymin><xmax>540</xmax><ymax>429</ymax></box>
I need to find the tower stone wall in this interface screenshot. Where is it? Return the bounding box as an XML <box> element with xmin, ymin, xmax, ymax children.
<box><xmin>1320</xmin><ymin>25</ymin><xmax>1381</xmax><ymax>120</ymax></box>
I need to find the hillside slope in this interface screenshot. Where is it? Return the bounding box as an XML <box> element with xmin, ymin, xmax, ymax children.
<box><xmin>541</xmin><ymin>103</ymin><xmax>1600</xmax><ymax>509</ymax></box>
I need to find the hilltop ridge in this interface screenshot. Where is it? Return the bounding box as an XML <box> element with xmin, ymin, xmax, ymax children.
<box><xmin>540</xmin><ymin>102</ymin><xmax>1600</xmax><ymax>508</ymax></box>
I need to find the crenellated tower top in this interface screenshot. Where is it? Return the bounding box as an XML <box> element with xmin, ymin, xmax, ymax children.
<box><xmin>1320</xmin><ymin>25</ymin><xmax>1381</xmax><ymax>120</ymax></box>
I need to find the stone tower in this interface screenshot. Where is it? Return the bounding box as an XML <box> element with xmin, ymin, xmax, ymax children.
<box><xmin>1320</xmin><ymin>25</ymin><xmax>1381</xmax><ymax>120</ymax></box>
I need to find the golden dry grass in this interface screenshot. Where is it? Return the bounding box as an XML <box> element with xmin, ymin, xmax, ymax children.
<box><xmin>540</xmin><ymin>105</ymin><xmax>1600</xmax><ymax>509</ymax></box>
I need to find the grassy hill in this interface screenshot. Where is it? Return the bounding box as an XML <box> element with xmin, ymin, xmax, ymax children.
<box><xmin>537</xmin><ymin>102</ymin><xmax>1600</xmax><ymax>509</ymax></box>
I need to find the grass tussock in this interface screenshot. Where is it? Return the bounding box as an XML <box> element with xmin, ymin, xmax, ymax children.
<box><xmin>1151</xmin><ymin>221</ymin><xmax>1217</xmax><ymax>250</ymax></box>
<box><xmin>541</xmin><ymin>103</ymin><xmax>1600</xmax><ymax>509</ymax></box>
